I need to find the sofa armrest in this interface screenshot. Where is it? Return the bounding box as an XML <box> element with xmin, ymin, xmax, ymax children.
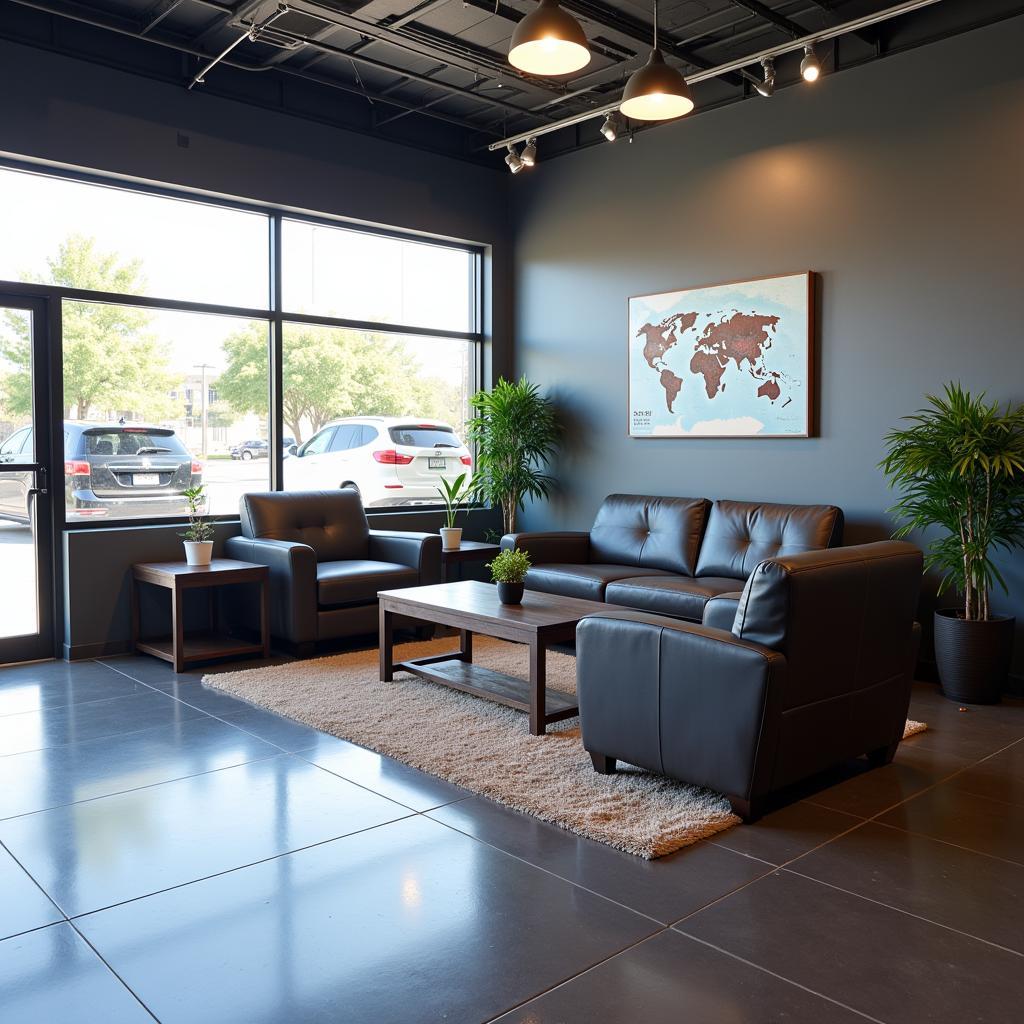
<box><xmin>225</xmin><ymin>535</ymin><xmax>317</xmax><ymax>644</ymax></box>
<box><xmin>577</xmin><ymin>610</ymin><xmax>785</xmax><ymax>802</ymax></box>
<box><xmin>369</xmin><ymin>530</ymin><xmax>442</xmax><ymax>586</ymax></box>
<box><xmin>500</xmin><ymin>531</ymin><xmax>590</xmax><ymax>564</ymax></box>
<box><xmin>702</xmin><ymin>593</ymin><xmax>744</xmax><ymax>631</ymax></box>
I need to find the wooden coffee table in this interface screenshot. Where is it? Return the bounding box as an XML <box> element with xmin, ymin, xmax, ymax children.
<box><xmin>377</xmin><ymin>580</ymin><xmax>607</xmax><ymax>735</ymax></box>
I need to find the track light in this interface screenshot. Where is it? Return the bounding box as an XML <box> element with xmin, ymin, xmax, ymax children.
<box><xmin>521</xmin><ymin>138</ymin><xmax>538</xmax><ymax>167</ymax></box>
<box><xmin>505</xmin><ymin>145</ymin><xmax>524</xmax><ymax>173</ymax></box>
<box><xmin>620</xmin><ymin>0</ymin><xmax>694</xmax><ymax>122</ymax></box>
<box><xmin>508</xmin><ymin>0</ymin><xmax>591</xmax><ymax>76</ymax></box>
<box><xmin>599</xmin><ymin>112</ymin><xmax>624</xmax><ymax>141</ymax></box>
<box><xmin>800</xmin><ymin>45</ymin><xmax>821</xmax><ymax>83</ymax></box>
<box><xmin>754</xmin><ymin>56</ymin><xmax>775</xmax><ymax>98</ymax></box>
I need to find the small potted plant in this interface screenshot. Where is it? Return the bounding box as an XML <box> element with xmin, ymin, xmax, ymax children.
<box><xmin>181</xmin><ymin>484</ymin><xmax>214</xmax><ymax>566</ymax></box>
<box><xmin>437</xmin><ymin>472</ymin><xmax>473</xmax><ymax>551</ymax></box>
<box><xmin>487</xmin><ymin>548</ymin><xmax>531</xmax><ymax>605</ymax></box>
<box><xmin>882</xmin><ymin>383</ymin><xmax>1024</xmax><ymax>703</ymax></box>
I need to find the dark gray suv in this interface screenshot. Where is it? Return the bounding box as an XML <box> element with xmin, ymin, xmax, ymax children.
<box><xmin>0</xmin><ymin>422</ymin><xmax>201</xmax><ymax>522</ymax></box>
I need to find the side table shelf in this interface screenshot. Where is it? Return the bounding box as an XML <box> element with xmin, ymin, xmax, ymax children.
<box><xmin>131</xmin><ymin>559</ymin><xmax>270</xmax><ymax>672</ymax></box>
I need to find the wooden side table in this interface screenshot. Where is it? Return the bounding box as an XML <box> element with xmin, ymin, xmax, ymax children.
<box><xmin>440</xmin><ymin>541</ymin><xmax>502</xmax><ymax>582</ymax></box>
<box><xmin>131</xmin><ymin>559</ymin><xmax>270</xmax><ymax>672</ymax></box>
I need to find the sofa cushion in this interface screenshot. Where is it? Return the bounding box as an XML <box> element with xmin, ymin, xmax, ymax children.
<box><xmin>524</xmin><ymin>564</ymin><xmax>673</xmax><ymax>602</ymax></box>
<box><xmin>241</xmin><ymin>489</ymin><xmax>370</xmax><ymax>562</ymax></box>
<box><xmin>694</xmin><ymin>500</ymin><xmax>844</xmax><ymax>580</ymax></box>
<box><xmin>317</xmin><ymin>559</ymin><xmax>418</xmax><ymax>608</ymax></box>
<box><xmin>605</xmin><ymin>576</ymin><xmax>744</xmax><ymax>622</ymax></box>
<box><xmin>589</xmin><ymin>494</ymin><xmax>710</xmax><ymax>576</ymax></box>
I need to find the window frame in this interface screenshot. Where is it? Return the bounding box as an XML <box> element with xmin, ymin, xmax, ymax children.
<box><xmin>0</xmin><ymin>158</ymin><xmax>485</xmax><ymax>531</ymax></box>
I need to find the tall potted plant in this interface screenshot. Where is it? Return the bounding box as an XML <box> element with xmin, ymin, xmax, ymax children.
<box><xmin>467</xmin><ymin>377</ymin><xmax>559</xmax><ymax>536</ymax></box>
<box><xmin>881</xmin><ymin>383</ymin><xmax>1024</xmax><ymax>703</ymax></box>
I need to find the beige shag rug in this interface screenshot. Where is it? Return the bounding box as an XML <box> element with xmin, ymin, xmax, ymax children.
<box><xmin>207</xmin><ymin>637</ymin><xmax>927</xmax><ymax>860</ymax></box>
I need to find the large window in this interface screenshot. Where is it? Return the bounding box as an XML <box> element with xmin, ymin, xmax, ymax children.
<box><xmin>0</xmin><ymin>164</ymin><xmax>483</xmax><ymax>525</ymax></box>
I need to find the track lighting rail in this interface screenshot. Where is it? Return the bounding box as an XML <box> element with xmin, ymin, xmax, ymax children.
<box><xmin>489</xmin><ymin>0</ymin><xmax>944</xmax><ymax>153</ymax></box>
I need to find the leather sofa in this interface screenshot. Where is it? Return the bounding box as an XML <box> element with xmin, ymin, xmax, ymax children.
<box><xmin>501</xmin><ymin>494</ymin><xmax>844</xmax><ymax>623</ymax></box>
<box><xmin>225</xmin><ymin>490</ymin><xmax>440</xmax><ymax>654</ymax></box>
<box><xmin>576</xmin><ymin>541</ymin><xmax>923</xmax><ymax>821</ymax></box>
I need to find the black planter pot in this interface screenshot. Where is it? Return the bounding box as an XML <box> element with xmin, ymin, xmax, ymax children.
<box><xmin>933</xmin><ymin>608</ymin><xmax>1015</xmax><ymax>705</ymax></box>
<box><xmin>497</xmin><ymin>580</ymin><xmax>525</xmax><ymax>605</ymax></box>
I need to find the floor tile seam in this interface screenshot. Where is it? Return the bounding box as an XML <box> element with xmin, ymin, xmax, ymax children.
<box><xmin>0</xmin><ymin>750</ymin><xmax>286</xmax><ymax>824</ymax></box>
<box><xmin>287</xmin><ymin>750</ymin><xmax>462</xmax><ymax>816</ymax></box>
<box><xmin>90</xmin><ymin>658</ymin><xmax>178</xmax><ymax>694</ymax></box>
<box><xmin>0</xmin><ymin>706</ymin><xmax>218</xmax><ymax>760</ymax></box>
<box><xmin>855</xmin><ymin>734</ymin><xmax>1024</xmax><ymax>825</ymax></box>
<box><xmin>0</xmin><ymin>687</ymin><xmax>161</xmax><ymax>720</ymax></box>
<box><xmin>667</xmin><ymin>931</ymin><xmax>889</xmax><ymax>1024</ymax></box>
<box><xmin>781</xmin><ymin>866</ymin><xmax>1024</xmax><ymax>958</ymax></box>
<box><xmin>0</xmin><ymin>917</ymin><xmax>68</xmax><ymax>943</ymax></box>
<box><xmin>480</xmin><ymin>928</ymin><xmax>673</xmax><ymax>1023</ymax></box>
<box><xmin>421</xmin><ymin>810</ymin><xmax>668</xmax><ymax>927</ymax></box>
<box><xmin>869</xmin><ymin>819</ymin><xmax>1024</xmax><ymax>870</ymax></box>
<box><xmin>68</xmin><ymin>918</ymin><xmax>163</xmax><ymax>1023</ymax></box>
<box><xmin>202</xmin><ymin>707</ymin><xmax>317</xmax><ymax>752</ymax></box>
<box><xmin>0</xmin><ymin>836</ymin><xmax>69</xmax><ymax>922</ymax></box>
<box><xmin>66</xmin><ymin>812</ymin><xmax>419</xmax><ymax>922</ymax></box>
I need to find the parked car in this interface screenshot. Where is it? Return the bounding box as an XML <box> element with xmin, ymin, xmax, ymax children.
<box><xmin>283</xmin><ymin>417</ymin><xmax>472</xmax><ymax>508</ymax></box>
<box><xmin>0</xmin><ymin>421</ymin><xmax>202</xmax><ymax>523</ymax></box>
<box><xmin>230</xmin><ymin>439</ymin><xmax>269</xmax><ymax>461</ymax></box>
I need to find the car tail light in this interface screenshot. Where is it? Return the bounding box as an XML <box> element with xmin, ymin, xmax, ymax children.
<box><xmin>460</xmin><ymin>455</ymin><xmax>472</xmax><ymax>466</ymax></box>
<box><xmin>191</xmin><ymin>460</ymin><xmax>203</xmax><ymax>475</ymax></box>
<box><xmin>74</xmin><ymin>508</ymin><xmax>108</xmax><ymax>518</ymax></box>
<box><xmin>373</xmin><ymin>449</ymin><xmax>414</xmax><ymax>465</ymax></box>
<box><xmin>383</xmin><ymin>484</ymin><xmax>404</xmax><ymax>489</ymax></box>
<box><xmin>64</xmin><ymin>460</ymin><xmax>90</xmax><ymax>476</ymax></box>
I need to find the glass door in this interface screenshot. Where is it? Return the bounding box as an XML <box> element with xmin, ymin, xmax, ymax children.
<box><xmin>0</xmin><ymin>294</ymin><xmax>55</xmax><ymax>663</ymax></box>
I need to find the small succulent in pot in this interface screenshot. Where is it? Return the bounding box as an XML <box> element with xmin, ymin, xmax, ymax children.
<box><xmin>181</xmin><ymin>484</ymin><xmax>214</xmax><ymax>566</ymax></box>
<box><xmin>487</xmin><ymin>548</ymin><xmax>531</xmax><ymax>605</ymax></box>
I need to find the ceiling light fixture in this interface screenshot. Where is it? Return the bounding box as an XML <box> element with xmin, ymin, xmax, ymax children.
<box><xmin>754</xmin><ymin>56</ymin><xmax>775</xmax><ymax>98</ymax></box>
<box><xmin>599</xmin><ymin>112</ymin><xmax>623</xmax><ymax>141</ymax></box>
<box><xmin>619</xmin><ymin>0</ymin><xmax>694</xmax><ymax>122</ymax></box>
<box><xmin>800</xmin><ymin>45</ymin><xmax>821</xmax><ymax>82</ymax></box>
<box><xmin>508</xmin><ymin>0</ymin><xmax>591</xmax><ymax>77</ymax></box>
<box><xmin>505</xmin><ymin>145</ymin><xmax>525</xmax><ymax>173</ymax></box>
<box><xmin>520</xmin><ymin>138</ymin><xmax>538</xmax><ymax>166</ymax></box>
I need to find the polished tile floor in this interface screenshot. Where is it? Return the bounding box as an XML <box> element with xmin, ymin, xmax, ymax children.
<box><xmin>1</xmin><ymin>651</ymin><xmax>1022</xmax><ymax>1023</ymax></box>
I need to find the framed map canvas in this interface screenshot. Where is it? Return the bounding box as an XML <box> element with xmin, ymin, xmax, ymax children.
<box><xmin>628</xmin><ymin>271</ymin><xmax>814</xmax><ymax>438</ymax></box>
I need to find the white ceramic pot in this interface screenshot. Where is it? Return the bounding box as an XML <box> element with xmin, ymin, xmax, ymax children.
<box><xmin>183</xmin><ymin>540</ymin><xmax>214</xmax><ymax>567</ymax></box>
<box><xmin>440</xmin><ymin>527</ymin><xmax>462</xmax><ymax>551</ymax></box>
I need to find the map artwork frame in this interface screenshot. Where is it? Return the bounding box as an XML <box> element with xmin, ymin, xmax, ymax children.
<box><xmin>628</xmin><ymin>271</ymin><xmax>815</xmax><ymax>439</ymax></box>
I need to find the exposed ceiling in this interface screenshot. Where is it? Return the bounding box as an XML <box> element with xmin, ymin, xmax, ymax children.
<box><xmin>2</xmin><ymin>0</ymin><xmax>1023</xmax><ymax>165</ymax></box>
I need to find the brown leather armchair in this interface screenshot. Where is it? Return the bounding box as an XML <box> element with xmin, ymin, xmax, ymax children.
<box><xmin>577</xmin><ymin>541</ymin><xmax>923</xmax><ymax>820</ymax></box>
<box><xmin>225</xmin><ymin>490</ymin><xmax>441</xmax><ymax>655</ymax></box>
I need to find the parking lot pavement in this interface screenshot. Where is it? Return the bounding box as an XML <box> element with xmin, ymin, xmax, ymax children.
<box><xmin>0</xmin><ymin>523</ymin><xmax>38</xmax><ymax>641</ymax></box>
<box><xmin>201</xmin><ymin>458</ymin><xmax>271</xmax><ymax>516</ymax></box>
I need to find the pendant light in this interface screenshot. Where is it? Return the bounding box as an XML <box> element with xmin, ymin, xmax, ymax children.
<box><xmin>619</xmin><ymin>0</ymin><xmax>693</xmax><ymax>121</ymax></box>
<box><xmin>508</xmin><ymin>0</ymin><xmax>591</xmax><ymax>77</ymax></box>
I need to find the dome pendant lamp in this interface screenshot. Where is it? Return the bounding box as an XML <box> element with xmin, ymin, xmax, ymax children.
<box><xmin>619</xmin><ymin>0</ymin><xmax>694</xmax><ymax>121</ymax></box>
<box><xmin>508</xmin><ymin>0</ymin><xmax>591</xmax><ymax>77</ymax></box>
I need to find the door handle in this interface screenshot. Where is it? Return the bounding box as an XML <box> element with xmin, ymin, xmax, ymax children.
<box><xmin>28</xmin><ymin>466</ymin><xmax>48</xmax><ymax>497</ymax></box>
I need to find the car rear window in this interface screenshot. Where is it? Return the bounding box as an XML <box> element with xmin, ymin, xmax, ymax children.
<box><xmin>82</xmin><ymin>430</ymin><xmax>190</xmax><ymax>457</ymax></box>
<box><xmin>388</xmin><ymin>426</ymin><xmax>458</xmax><ymax>448</ymax></box>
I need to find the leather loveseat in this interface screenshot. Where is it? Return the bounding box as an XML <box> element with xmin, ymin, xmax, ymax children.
<box><xmin>577</xmin><ymin>541</ymin><xmax>924</xmax><ymax>821</ymax></box>
<box><xmin>225</xmin><ymin>490</ymin><xmax>440</xmax><ymax>654</ymax></box>
<box><xmin>501</xmin><ymin>493</ymin><xmax>844</xmax><ymax>623</ymax></box>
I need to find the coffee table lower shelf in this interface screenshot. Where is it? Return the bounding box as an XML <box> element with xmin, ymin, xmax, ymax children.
<box><xmin>396</xmin><ymin>654</ymin><xmax>579</xmax><ymax>727</ymax></box>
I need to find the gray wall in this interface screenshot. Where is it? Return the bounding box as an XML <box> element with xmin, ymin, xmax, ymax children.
<box><xmin>511</xmin><ymin>18</ymin><xmax>1024</xmax><ymax>685</ymax></box>
<box><xmin>0</xmin><ymin>38</ymin><xmax>510</xmax><ymax>657</ymax></box>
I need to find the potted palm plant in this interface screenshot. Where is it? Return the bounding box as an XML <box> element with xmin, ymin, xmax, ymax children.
<box><xmin>181</xmin><ymin>484</ymin><xmax>214</xmax><ymax>566</ymax></box>
<box><xmin>881</xmin><ymin>383</ymin><xmax>1024</xmax><ymax>703</ymax></box>
<box><xmin>487</xmin><ymin>548</ymin><xmax>531</xmax><ymax>605</ymax></box>
<box><xmin>466</xmin><ymin>377</ymin><xmax>559</xmax><ymax>536</ymax></box>
<box><xmin>436</xmin><ymin>472</ymin><xmax>474</xmax><ymax>550</ymax></box>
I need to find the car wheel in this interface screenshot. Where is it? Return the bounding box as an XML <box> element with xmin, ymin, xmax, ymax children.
<box><xmin>241</xmin><ymin>450</ymin><xmax>253</xmax><ymax>461</ymax></box>
<box><xmin>340</xmin><ymin>482</ymin><xmax>360</xmax><ymax>500</ymax></box>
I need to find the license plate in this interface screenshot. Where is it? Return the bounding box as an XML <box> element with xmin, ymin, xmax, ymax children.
<box><xmin>133</xmin><ymin>473</ymin><xmax>160</xmax><ymax>486</ymax></box>
<box><xmin>427</xmin><ymin>457</ymin><xmax>446</xmax><ymax>470</ymax></box>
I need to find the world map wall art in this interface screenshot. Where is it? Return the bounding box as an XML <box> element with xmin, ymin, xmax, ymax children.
<box><xmin>628</xmin><ymin>271</ymin><xmax>814</xmax><ymax>438</ymax></box>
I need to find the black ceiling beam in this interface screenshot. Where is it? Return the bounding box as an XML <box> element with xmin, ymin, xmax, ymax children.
<box><xmin>803</xmin><ymin>0</ymin><xmax>879</xmax><ymax>49</ymax></box>
<box><xmin>6</xmin><ymin>0</ymin><xmax>503</xmax><ymax>136</ymax></box>
<box><xmin>727</xmin><ymin>0</ymin><xmax>808</xmax><ymax>40</ymax></box>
